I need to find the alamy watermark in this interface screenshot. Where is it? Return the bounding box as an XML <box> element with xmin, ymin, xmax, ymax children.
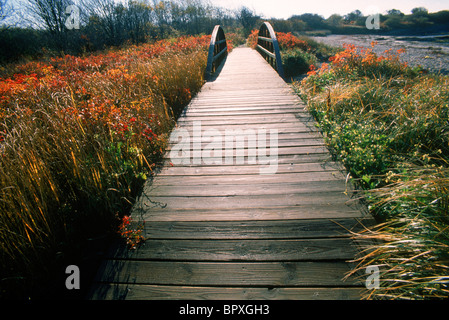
<box><xmin>365</xmin><ymin>265</ymin><xmax>380</xmax><ymax>289</ymax></box>
<box><xmin>65</xmin><ymin>5</ymin><xmax>80</xmax><ymax>30</ymax></box>
<box><xmin>169</xmin><ymin>121</ymin><xmax>279</xmax><ymax>175</ymax></box>
<box><xmin>65</xmin><ymin>265</ymin><xmax>80</xmax><ymax>290</ymax></box>
<box><xmin>365</xmin><ymin>6</ymin><xmax>380</xmax><ymax>30</ymax></box>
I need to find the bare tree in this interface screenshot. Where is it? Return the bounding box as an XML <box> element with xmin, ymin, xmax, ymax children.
<box><xmin>152</xmin><ymin>0</ymin><xmax>172</xmax><ymax>38</ymax></box>
<box><xmin>125</xmin><ymin>0</ymin><xmax>153</xmax><ymax>44</ymax></box>
<box><xmin>236</xmin><ymin>6</ymin><xmax>259</xmax><ymax>37</ymax></box>
<box><xmin>184</xmin><ymin>0</ymin><xmax>214</xmax><ymax>35</ymax></box>
<box><xmin>81</xmin><ymin>0</ymin><xmax>128</xmax><ymax>46</ymax></box>
<box><xmin>27</xmin><ymin>0</ymin><xmax>74</xmax><ymax>31</ymax></box>
<box><xmin>26</xmin><ymin>0</ymin><xmax>75</xmax><ymax>49</ymax></box>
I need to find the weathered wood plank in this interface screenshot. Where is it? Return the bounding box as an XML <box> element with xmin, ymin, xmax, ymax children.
<box><xmin>187</xmin><ymin>105</ymin><xmax>305</xmax><ymax>113</ymax></box>
<box><xmin>141</xmin><ymin>182</ymin><xmax>351</xmax><ymax>198</ymax></box>
<box><xmin>156</xmin><ymin>162</ymin><xmax>344</xmax><ymax>176</ymax></box>
<box><xmin>106</xmin><ymin>238</ymin><xmax>358</xmax><ymax>261</ymax></box>
<box><xmin>168</xmin><ymin>131</ymin><xmax>323</xmax><ymax>143</ymax></box>
<box><xmin>136</xmin><ymin>193</ymin><xmax>355</xmax><ymax>211</ymax></box>
<box><xmin>94</xmin><ymin>260</ymin><xmax>361</xmax><ymax>286</ymax></box>
<box><xmin>168</xmin><ymin>139</ymin><xmax>325</xmax><ymax>151</ymax></box>
<box><xmin>185</xmin><ymin>109</ymin><xmax>307</xmax><ymax>117</ymax></box>
<box><xmin>90</xmin><ymin>284</ymin><xmax>364</xmax><ymax>300</ymax></box>
<box><xmin>149</xmin><ymin>171</ymin><xmax>347</xmax><ymax>186</ymax></box>
<box><xmin>167</xmin><ymin>146</ymin><xmax>331</xmax><ymax>163</ymax></box>
<box><xmin>172</xmin><ymin>122</ymin><xmax>314</xmax><ymax>132</ymax></box>
<box><xmin>145</xmin><ymin>186</ymin><xmax>351</xmax><ymax>200</ymax></box>
<box><xmin>189</xmin><ymin>98</ymin><xmax>302</xmax><ymax>106</ymax></box>
<box><xmin>162</xmin><ymin>151</ymin><xmax>334</xmax><ymax>165</ymax></box>
<box><xmin>138</xmin><ymin>205</ymin><xmax>367</xmax><ymax>222</ymax></box>
<box><xmin>142</xmin><ymin>218</ymin><xmax>374</xmax><ymax>240</ymax></box>
<box><xmin>169</xmin><ymin>127</ymin><xmax>318</xmax><ymax>137</ymax></box>
<box><xmin>191</xmin><ymin>94</ymin><xmax>300</xmax><ymax>100</ymax></box>
<box><xmin>190</xmin><ymin>99</ymin><xmax>301</xmax><ymax>108</ymax></box>
<box><xmin>176</xmin><ymin>117</ymin><xmax>308</xmax><ymax>126</ymax></box>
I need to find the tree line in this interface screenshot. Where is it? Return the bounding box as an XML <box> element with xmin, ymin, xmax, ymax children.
<box><xmin>0</xmin><ymin>0</ymin><xmax>261</xmax><ymax>63</ymax></box>
<box><xmin>1</xmin><ymin>0</ymin><xmax>448</xmax><ymax>64</ymax></box>
<box><xmin>269</xmin><ymin>7</ymin><xmax>449</xmax><ymax>35</ymax></box>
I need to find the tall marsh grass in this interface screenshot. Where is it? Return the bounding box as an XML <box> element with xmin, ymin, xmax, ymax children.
<box><xmin>349</xmin><ymin>166</ymin><xmax>449</xmax><ymax>299</ymax></box>
<box><xmin>0</xmin><ymin>35</ymin><xmax>211</xmax><ymax>298</ymax></box>
<box><xmin>296</xmin><ymin>41</ymin><xmax>449</xmax><ymax>299</ymax></box>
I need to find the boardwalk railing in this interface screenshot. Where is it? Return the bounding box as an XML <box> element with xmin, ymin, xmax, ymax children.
<box><xmin>206</xmin><ymin>25</ymin><xmax>227</xmax><ymax>79</ymax></box>
<box><xmin>256</xmin><ymin>22</ymin><xmax>284</xmax><ymax>78</ymax></box>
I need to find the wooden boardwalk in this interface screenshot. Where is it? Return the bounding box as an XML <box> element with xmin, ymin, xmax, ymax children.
<box><xmin>89</xmin><ymin>47</ymin><xmax>373</xmax><ymax>300</ymax></box>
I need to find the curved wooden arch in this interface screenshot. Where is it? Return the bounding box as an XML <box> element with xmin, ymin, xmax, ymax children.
<box><xmin>257</xmin><ymin>22</ymin><xmax>284</xmax><ymax>78</ymax></box>
<box><xmin>206</xmin><ymin>25</ymin><xmax>228</xmax><ymax>79</ymax></box>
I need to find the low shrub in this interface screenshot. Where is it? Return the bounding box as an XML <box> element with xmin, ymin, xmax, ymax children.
<box><xmin>281</xmin><ymin>48</ymin><xmax>317</xmax><ymax>78</ymax></box>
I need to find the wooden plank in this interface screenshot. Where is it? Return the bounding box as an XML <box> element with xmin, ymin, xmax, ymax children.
<box><xmin>162</xmin><ymin>153</ymin><xmax>334</xmax><ymax>166</ymax></box>
<box><xmin>106</xmin><ymin>238</ymin><xmax>358</xmax><ymax>261</ymax></box>
<box><xmin>185</xmin><ymin>109</ymin><xmax>304</xmax><ymax>116</ymax></box>
<box><xmin>89</xmin><ymin>284</ymin><xmax>364</xmax><ymax>300</ymax></box>
<box><xmin>188</xmin><ymin>105</ymin><xmax>302</xmax><ymax>111</ymax></box>
<box><xmin>176</xmin><ymin>117</ymin><xmax>305</xmax><ymax>126</ymax></box>
<box><xmin>169</xmin><ymin>129</ymin><xmax>321</xmax><ymax>141</ymax></box>
<box><xmin>170</xmin><ymin>126</ymin><xmax>317</xmax><ymax>136</ymax></box>
<box><xmin>190</xmin><ymin>97</ymin><xmax>299</xmax><ymax>106</ymax></box>
<box><xmin>138</xmin><ymin>205</ymin><xmax>367</xmax><ymax>222</ymax></box>
<box><xmin>149</xmin><ymin>171</ymin><xmax>347</xmax><ymax>186</ymax></box>
<box><xmin>94</xmin><ymin>261</ymin><xmax>362</xmax><ymax>286</ymax></box>
<box><xmin>168</xmin><ymin>139</ymin><xmax>325</xmax><ymax>150</ymax></box>
<box><xmin>177</xmin><ymin>113</ymin><xmax>300</xmax><ymax>120</ymax></box>
<box><xmin>167</xmin><ymin>144</ymin><xmax>326</xmax><ymax>157</ymax></box>
<box><xmin>174</xmin><ymin>122</ymin><xmax>312</xmax><ymax>130</ymax></box>
<box><xmin>142</xmin><ymin>218</ymin><xmax>374</xmax><ymax>240</ymax></box>
<box><xmin>167</xmin><ymin>146</ymin><xmax>330</xmax><ymax>161</ymax></box>
<box><xmin>201</xmin><ymin>84</ymin><xmax>289</xmax><ymax>90</ymax></box>
<box><xmin>156</xmin><ymin>162</ymin><xmax>344</xmax><ymax>176</ymax></box>
<box><xmin>174</xmin><ymin>118</ymin><xmax>316</xmax><ymax>125</ymax></box>
<box><xmin>190</xmin><ymin>96</ymin><xmax>301</xmax><ymax>104</ymax></box>
<box><xmin>141</xmin><ymin>182</ymin><xmax>350</xmax><ymax>197</ymax></box>
<box><xmin>191</xmin><ymin>92</ymin><xmax>296</xmax><ymax>100</ymax></box>
<box><xmin>137</xmin><ymin>192</ymin><xmax>354</xmax><ymax>211</ymax></box>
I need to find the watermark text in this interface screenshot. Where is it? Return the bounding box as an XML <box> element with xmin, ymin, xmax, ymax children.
<box><xmin>170</xmin><ymin>121</ymin><xmax>279</xmax><ymax>175</ymax></box>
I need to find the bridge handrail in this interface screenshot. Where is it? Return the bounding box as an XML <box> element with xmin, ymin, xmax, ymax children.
<box><xmin>206</xmin><ymin>25</ymin><xmax>228</xmax><ymax>79</ymax></box>
<box><xmin>257</xmin><ymin>22</ymin><xmax>284</xmax><ymax>78</ymax></box>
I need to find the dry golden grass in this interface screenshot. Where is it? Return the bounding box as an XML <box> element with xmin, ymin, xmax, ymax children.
<box><xmin>0</xmin><ymin>36</ymin><xmax>209</xmax><ymax>297</ymax></box>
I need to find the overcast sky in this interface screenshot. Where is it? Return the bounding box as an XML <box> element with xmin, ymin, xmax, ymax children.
<box><xmin>209</xmin><ymin>0</ymin><xmax>449</xmax><ymax>19</ymax></box>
